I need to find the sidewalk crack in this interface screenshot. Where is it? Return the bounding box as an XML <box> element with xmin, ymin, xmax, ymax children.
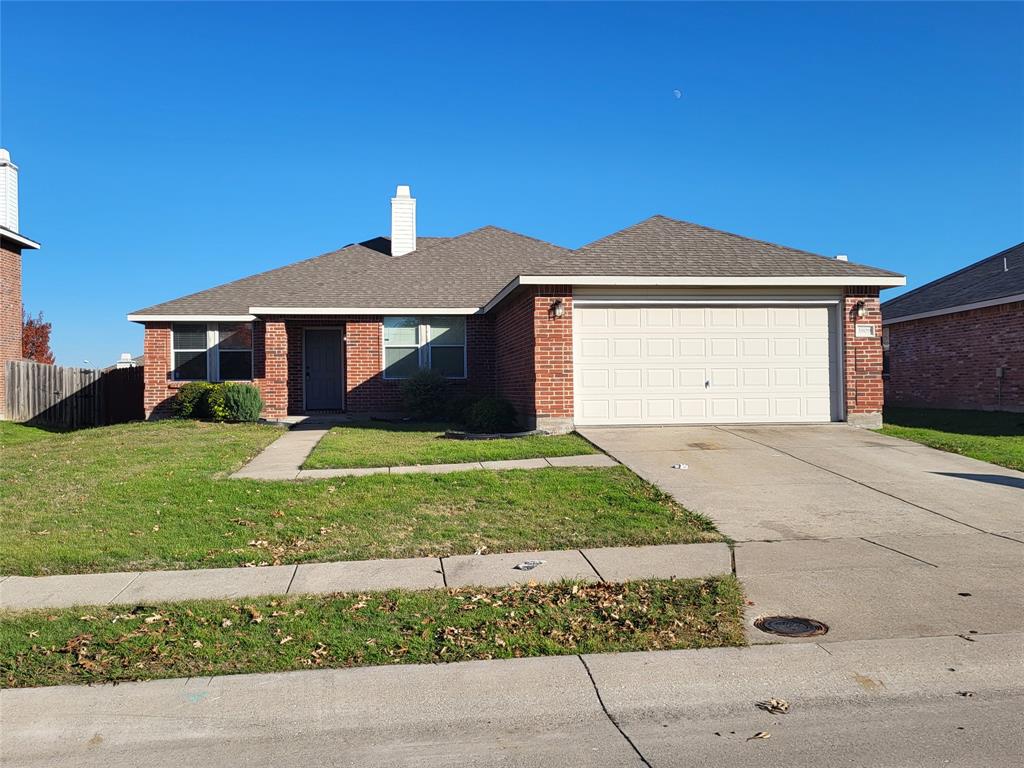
<box><xmin>577</xmin><ymin>655</ymin><xmax>653</xmax><ymax>767</ymax></box>
<box><xmin>578</xmin><ymin>550</ymin><xmax>605</xmax><ymax>581</ymax></box>
<box><xmin>439</xmin><ymin>557</ymin><xmax>448</xmax><ymax>588</ymax></box>
<box><xmin>285</xmin><ymin>564</ymin><xmax>299</xmax><ymax>594</ymax></box>
<box><xmin>106</xmin><ymin>572</ymin><xmax>142</xmax><ymax>606</ymax></box>
<box><xmin>860</xmin><ymin>537</ymin><xmax>938</xmax><ymax>568</ymax></box>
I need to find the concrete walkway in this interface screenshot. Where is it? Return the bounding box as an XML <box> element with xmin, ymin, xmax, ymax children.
<box><xmin>231</xmin><ymin>418</ymin><xmax>615</xmax><ymax>480</ymax></box>
<box><xmin>0</xmin><ymin>542</ymin><xmax>730</xmax><ymax>611</ymax></box>
<box><xmin>4</xmin><ymin>631</ymin><xmax>1021</xmax><ymax>767</ymax></box>
<box><xmin>578</xmin><ymin>424</ymin><xmax>1024</xmax><ymax>645</ymax></box>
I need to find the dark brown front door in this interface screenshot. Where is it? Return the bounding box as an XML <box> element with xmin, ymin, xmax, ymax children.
<box><xmin>304</xmin><ymin>329</ymin><xmax>345</xmax><ymax>410</ymax></box>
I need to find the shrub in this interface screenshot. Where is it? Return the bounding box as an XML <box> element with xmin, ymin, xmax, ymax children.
<box><xmin>223</xmin><ymin>383</ymin><xmax>264</xmax><ymax>422</ymax></box>
<box><xmin>205</xmin><ymin>383</ymin><xmax>231</xmax><ymax>422</ymax></box>
<box><xmin>400</xmin><ymin>369</ymin><xmax>449</xmax><ymax>420</ymax></box>
<box><xmin>446</xmin><ymin>393</ymin><xmax>480</xmax><ymax>424</ymax></box>
<box><xmin>465</xmin><ymin>396</ymin><xmax>519</xmax><ymax>434</ymax></box>
<box><xmin>173</xmin><ymin>382</ymin><xmax>214</xmax><ymax>419</ymax></box>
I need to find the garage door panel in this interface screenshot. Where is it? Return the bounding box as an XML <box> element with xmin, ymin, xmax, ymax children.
<box><xmin>574</xmin><ymin>303</ymin><xmax>837</xmax><ymax>425</ymax></box>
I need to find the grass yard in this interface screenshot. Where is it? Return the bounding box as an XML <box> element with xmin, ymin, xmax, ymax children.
<box><xmin>0</xmin><ymin>421</ymin><xmax>720</xmax><ymax>576</ymax></box>
<box><xmin>0</xmin><ymin>577</ymin><xmax>745</xmax><ymax>688</ymax></box>
<box><xmin>879</xmin><ymin>407</ymin><xmax>1024</xmax><ymax>472</ymax></box>
<box><xmin>303</xmin><ymin>421</ymin><xmax>597</xmax><ymax>469</ymax></box>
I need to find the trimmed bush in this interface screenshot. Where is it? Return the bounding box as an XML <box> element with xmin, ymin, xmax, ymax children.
<box><xmin>465</xmin><ymin>396</ymin><xmax>519</xmax><ymax>434</ymax></box>
<box><xmin>223</xmin><ymin>383</ymin><xmax>264</xmax><ymax>422</ymax></box>
<box><xmin>446</xmin><ymin>393</ymin><xmax>480</xmax><ymax>424</ymax></box>
<box><xmin>205</xmin><ymin>384</ymin><xmax>230</xmax><ymax>422</ymax></box>
<box><xmin>172</xmin><ymin>382</ymin><xmax>214</xmax><ymax>419</ymax></box>
<box><xmin>400</xmin><ymin>369</ymin><xmax>449</xmax><ymax>420</ymax></box>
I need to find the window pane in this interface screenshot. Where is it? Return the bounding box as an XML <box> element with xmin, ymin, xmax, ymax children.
<box><xmin>384</xmin><ymin>346</ymin><xmax>419</xmax><ymax>379</ymax></box>
<box><xmin>383</xmin><ymin>317</ymin><xmax>418</xmax><ymax>346</ymax></box>
<box><xmin>430</xmin><ymin>346</ymin><xmax>465</xmax><ymax>378</ymax></box>
<box><xmin>429</xmin><ymin>317</ymin><xmax>465</xmax><ymax>345</ymax></box>
<box><xmin>219</xmin><ymin>323</ymin><xmax>252</xmax><ymax>350</ymax></box>
<box><xmin>173</xmin><ymin>323</ymin><xmax>207</xmax><ymax>350</ymax></box>
<box><xmin>219</xmin><ymin>351</ymin><xmax>252</xmax><ymax>380</ymax></box>
<box><xmin>174</xmin><ymin>350</ymin><xmax>207</xmax><ymax>380</ymax></box>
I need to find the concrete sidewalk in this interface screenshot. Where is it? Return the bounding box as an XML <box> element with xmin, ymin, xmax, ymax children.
<box><xmin>0</xmin><ymin>542</ymin><xmax>731</xmax><ymax>611</ymax></box>
<box><xmin>4</xmin><ymin>631</ymin><xmax>1021</xmax><ymax>767</ymax></box>
<box><xmin>231</xmin><ymin>418</ymin><xmax>615</xmax><ymax>480</ymax></box>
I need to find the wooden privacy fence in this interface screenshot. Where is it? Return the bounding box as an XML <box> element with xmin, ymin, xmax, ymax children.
<box><xmin>4</xmin><ymin>360</ymin><xmax>145</xmax><ymax>428</ymax></box>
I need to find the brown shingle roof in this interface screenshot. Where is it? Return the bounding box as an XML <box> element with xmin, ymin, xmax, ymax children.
<box><xmin>129</xmin><ymin>215</ymin><xmax>902</xmax><ymax>317</ymax></box>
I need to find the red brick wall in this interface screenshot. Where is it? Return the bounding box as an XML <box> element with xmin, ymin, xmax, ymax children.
<box><xmin>492</xmin><ymin>285</ymin><xmax>574</xmax><ymax>430</ymax></box>
<box><xmin>142</xmin><ymin>323</ymin><xmax>174</xmax><ymax>418</ymax></box>
<box><xmin>843</xmin><ymin>288</ymin><xmax>884</xmax><ymax>421</ymax></box>
<box><xmin>0</xmin><ymin>244</ymin><xmax>23</xmax><ymax>418</ymax></box>
<box><xmin>143</xmin><ymin>315</ymin><xmax>494</xmax><ymax>420</ymax></box>
<box><xmin>532</xmin><ymin>286</ymin><xmax>574</xmax><ymax>422</ymax></box>
<box><xmin>885</xmin><ymin>301</ymin><xmax>1024</xmax><ymax>411</ymax></box>
<box><xmin>493</xmin><ymin>287</ymin><xmax>537</xmax><ymax>418</ymax></box>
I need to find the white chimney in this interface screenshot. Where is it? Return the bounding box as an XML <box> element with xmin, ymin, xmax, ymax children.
<box><xmin>0</xmin><ymin>148</ymin><xmax>19</xmax><ymax>233</ymax></box>
<box><xmin>835</xmin><ymin>254</ymin><xmax>848</xmax><ymax>262</ymax></box>
<box><xmin>390</xmin><ymin>185</ymin><xmax>416</xmax><ymax>256</ymax></box>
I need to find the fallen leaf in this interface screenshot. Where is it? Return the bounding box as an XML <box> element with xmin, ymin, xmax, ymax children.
<box><xmin>221</xmin><ymin>619</ymin><xmax>233</xmax><ymax>628</ymax></box>
<box><xmin>747</xmin><ymin>732</ymin><xmax>771</xmax><ymax>741</ymax></box>
<box><xmin>279</xmin><ymin>636</ymin><xmax>293</xmax><ymax>645</ymax></box>
<box><xmin>192</xmin><ymin>640</ymin><xmax>203</xmax><ymax>648</ymax></box>
<box><xmin>756</xmin><ymin>698</ymin><xmax>790</xmax><ymax>714</ymax></box>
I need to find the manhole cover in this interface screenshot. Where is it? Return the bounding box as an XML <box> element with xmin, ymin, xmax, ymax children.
<box><xmin>754</xmin><ymin>615</ymin><xmax>829</xmax><ymax>637</ymax></box>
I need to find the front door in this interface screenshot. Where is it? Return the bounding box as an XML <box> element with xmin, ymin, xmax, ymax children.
<box><xmin>304</xmin><ymin>328</ymin><xmax>345</xmax><ymax>410</ymax></box>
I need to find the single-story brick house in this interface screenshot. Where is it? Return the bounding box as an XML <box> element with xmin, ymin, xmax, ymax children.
<box><xmin>129</xmin><ymin>187</ymin><xmax>905</xmax><ymax>430</ymax></box>
<box><xmin>882</xmin><ymin>242</ymin><xmax>1023</xmax><ymax>412</ymax></box>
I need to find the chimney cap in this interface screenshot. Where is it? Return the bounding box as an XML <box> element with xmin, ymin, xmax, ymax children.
<box><xmin>0</xmin><ymin>148</ymin><xmax>10</xmax><ymax>164</ymax></box>
<box><xmin>394</xmin><ymin>185</ymin><xmax>412</xmax><ymax>198</ymax></box>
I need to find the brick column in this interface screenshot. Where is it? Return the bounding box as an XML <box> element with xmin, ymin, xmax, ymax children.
<box><xmin>256</xmin><ymin>319</ymin><xmax>288</xmax><ymax>419</ymax></box>
<box><xmin>532</xmin><ymin>286</ymin><xmax>574</xmax><ymax>433</ymax></box>
<box><xmin>843</xmin><ymin>288</ymin><xmax>884</xmax><ymax>428</ymax></box>
<box><xmin>0</xmin><ymin>244</ymin><xmax>23</xmax><ymax>419</ymax></box>
<box><xmin>142</xmin><ymin>323</ymin><xmax>173</xmax><ymax>419</ymax></box>
<box><xmin>345</xmin><ymin>317</ymin><xmax>385</xmax><ymax>413</ymax></box>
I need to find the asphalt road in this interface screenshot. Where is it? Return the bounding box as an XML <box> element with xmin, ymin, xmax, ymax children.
<box><xmin>4</xmin><ymin>633</ymin><xmax>1022</xmax><ymax>767</ymax></box>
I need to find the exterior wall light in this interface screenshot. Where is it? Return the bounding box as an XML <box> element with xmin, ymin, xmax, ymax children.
<box><xmin>551</xmin><ymin>298</ymin><xmax>566</xmax><ymax>318</ymax></box>
<box><xmin>855</xmin><ymin>300</ymin><xmax>867</xmax><ymax>319</ymax></box>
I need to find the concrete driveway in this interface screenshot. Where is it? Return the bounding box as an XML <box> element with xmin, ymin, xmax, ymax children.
<box><xmin>578</xmin><ymin>424</ymin><xmax>1024</xmax><ymax>644</ymax></box>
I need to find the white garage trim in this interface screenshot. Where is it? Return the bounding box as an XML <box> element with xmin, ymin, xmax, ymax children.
<box><xmin>573</xmin><ymin>298</ymin><xmax>843</xmax><ymax>426</ymax></box>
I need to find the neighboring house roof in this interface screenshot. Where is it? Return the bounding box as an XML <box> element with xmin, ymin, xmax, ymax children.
<box><xmin>128</xmin><ymin>215</ymin><xmax>903</xmax><ymax>320</ymax></box>
<box><xmin>882</xmin><ymin>242</ymin><xmax>1024</xmax><ymax>323</ymax></box>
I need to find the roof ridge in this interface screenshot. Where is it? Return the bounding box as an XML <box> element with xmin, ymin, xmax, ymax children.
<box><xmin>882</xmin><ymin>241</ymin><xmax>1024</xmax><ymax>307</ymax></box>
<box><xmin>575</xmin><ymin>214</ymin><xmax>669</xmax><ymax>252</ymax></box>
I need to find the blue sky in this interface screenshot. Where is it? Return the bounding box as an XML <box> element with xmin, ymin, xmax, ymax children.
<box><xmin>2</xmin><ymin>1</ymin><xmax>1022</xmax><ymax>366</ymax></box>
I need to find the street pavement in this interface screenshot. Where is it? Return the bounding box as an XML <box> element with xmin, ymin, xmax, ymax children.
<box><xmin>3</xmin><ymin>632</ymin><xmax>1021</xmax><ymax>767</ymax></box>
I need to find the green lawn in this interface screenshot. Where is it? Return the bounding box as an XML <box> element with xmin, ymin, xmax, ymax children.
<box><xmin>303</xmin><ymin>421</ymin><xmax>597</xmax><ymax>469</ymax></box>
<box><xmin>0</xmin><ymin>421</ymin><xmax>719</xmax><ymax>576</ymax></box>
<box><xmin>0</xmin><ymin>577</ymin><xmax>745</xmax><ymax>688</ymax></box>
<box><xmin>878</xmin><ymin>407</ymin><xmax>1024</xmax><ymax>472</ymax></box>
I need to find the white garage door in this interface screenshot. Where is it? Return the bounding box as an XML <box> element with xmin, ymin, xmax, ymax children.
<box><xmin>573</xmin><ymin>304</ymin><xmax>838</xmax><ymax>425</ymax></box>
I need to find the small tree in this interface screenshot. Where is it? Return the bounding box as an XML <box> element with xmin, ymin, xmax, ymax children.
<box><xmin>22</xmin><ymin>311</ymin><xmax>55</xmax><ymax>364</ymax></box>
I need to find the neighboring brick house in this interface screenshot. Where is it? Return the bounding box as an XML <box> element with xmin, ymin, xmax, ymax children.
<box><xmin>882</xmin><ymin>243</ymin><xmax>1024</xmax><ymax>412</ymax></box>
<box><xmin>0</xmin><ymin>149</ymin><xmax>42</xmax><ymax>420</ymax></box>
<box><xmin>128</xmin><ymin>186</ymin><xmax>904</xmax><ymax>430</ymax></box>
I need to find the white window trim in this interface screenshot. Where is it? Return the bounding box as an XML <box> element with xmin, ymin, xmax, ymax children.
<box><xmin>172</xmin><ymin>322</ymin><xmax>254</xmax><ymax>382</ymax></box>
<box><xmin>381</xmin><ymin>317</ymin><xmax>468</xmax><ymax>381</ymax></box>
